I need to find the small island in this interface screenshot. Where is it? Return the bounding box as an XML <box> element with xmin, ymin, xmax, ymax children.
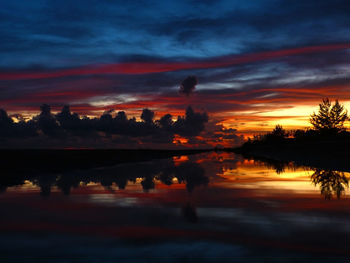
<box><xmin>232</xmin><ymin>98</ymin><xmax>350</xmax><ymax>172</ymax></box>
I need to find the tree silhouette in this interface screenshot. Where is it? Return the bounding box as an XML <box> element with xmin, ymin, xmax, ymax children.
<box><xmin>261</xmin><ymin>124</ymin><xmax>288</xmax><ymax>143</ymax></box>
<box><xmin>271</xmin><ymin>124</ymin><xmax>288</xmax><ymax>138</ymax></box>
<box><xmin>310</xmin><ymin>98</ymin><xmax>348</xmax><ymax>133</ymax></box>
<box><xmin>38</xmin><ymin>104</ymin><xmax>59</xmax><ymax>135</ymax></box>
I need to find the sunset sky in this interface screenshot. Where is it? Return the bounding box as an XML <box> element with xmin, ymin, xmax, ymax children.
<box><xmin>1</xmin><ymin>0</ymin><xmax>350</xmax><ymax>147</ymax></box>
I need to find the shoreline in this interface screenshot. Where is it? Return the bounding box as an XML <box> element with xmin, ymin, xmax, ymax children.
<box><xmin>0</xmin><ymin>148</ymin><xmax>213</xmax><ymax>174</ymax></box>
<box><xmin>227</xmin><ymin>140</ymin><xmax>350</xmax><ymax>173</ymax></box>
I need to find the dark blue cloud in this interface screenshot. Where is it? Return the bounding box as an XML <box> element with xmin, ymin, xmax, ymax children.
<box><xmin>2</xmin><ymin>0</ymin><xmax>350</xmax><ymax>69</ymax></box>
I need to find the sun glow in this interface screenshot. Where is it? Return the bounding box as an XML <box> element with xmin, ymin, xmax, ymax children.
<box><xmin>221</xmin><ymin>100</ymin><xmax>350</xmax><ymax>135</ymax></box>
<box><xmin>172</xmin><ymin>135</ymin><xmax>189</xmax><ymax>145</ymax></box>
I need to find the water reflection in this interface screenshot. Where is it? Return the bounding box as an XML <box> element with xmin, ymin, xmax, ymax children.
<box><xmin>311</xmin><ymin>169</ymin><xmax>349</xmax><ymax>200</ymax></box>
<box><xmin>244</xmin><ymin>157</ymin><xmax>350</xmax><ymax>199</ymax></box>
<box><xmin>1</xmin><ymin>152</ymin><xmax>349</xmax><ymax>200</ymax></box>
<box><xmin>182</xmin><ymin>202</ymin><xmax>198</xmax><ymax>223</ymax></box>
<box><xmin>0</xmin><ymin>159</ymin><xmax>208</xmax><ymax>197</ymax></box>
<box><xmin>2</xmin><ymin>152</ymin><xmax>350</xmax><ymax>262</ymax></box>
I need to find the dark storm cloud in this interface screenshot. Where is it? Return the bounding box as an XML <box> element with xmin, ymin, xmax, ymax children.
<box><xmin>179</xmin><ymin>76</ymin><xmax>198</xmax><ymax>96</ymax></box>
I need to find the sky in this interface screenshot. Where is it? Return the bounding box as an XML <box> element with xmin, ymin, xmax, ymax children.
<box><xmin>1</xmin><ymin>0</ymin><xmax>350</xmax><ymax>147</ymax></box>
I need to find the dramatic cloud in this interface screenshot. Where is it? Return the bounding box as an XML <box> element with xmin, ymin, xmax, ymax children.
<box><xmin>2</xmin><ymin>44</ymin><xmax>350</xmax><ymax>81</ymax></box>
<box><xmin>2</xmin><ymin>0</ymin><xmax>350</xmax><ymax>140</ymax></box>
<box><xmin>179</xmin><ymin>76</ymin><xmax>198</xmax><ymax>96</ymax></box>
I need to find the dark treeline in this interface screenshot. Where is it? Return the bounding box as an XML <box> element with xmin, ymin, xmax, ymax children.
<box><xmin>233</xmin><ymin>98</ymin><xmax>350</xmax><ymax>173</ymax></box>
<box><xmin>244</xmin><ymin>98</ymin><xmax>350</xmax><ymax>145</ymax></box>
<box><xmin>0</xmin><ymin>104</ymin><xmax>208</xmax><ymax>144</ymax></box>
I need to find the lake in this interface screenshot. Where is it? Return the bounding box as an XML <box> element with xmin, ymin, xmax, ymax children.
<box><xmin>1</xmin><ymin>151</ymin><xmax>350</xmax><ymax>262</ymax></box>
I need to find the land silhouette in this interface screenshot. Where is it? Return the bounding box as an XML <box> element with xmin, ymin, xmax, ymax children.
<box><xmin>1</xmin><ymin>98</ymin><xmax>350</xmax><ymax>192</ymax></box>
<box><xmin>233</xmin><ymin>98</ymin><xmax>350</xmax><ymax>172</ymax></box>
<box><xmin>0</xmin><ymin>104</ymin><xmax>209</xmax><ymax>148</ymax></box>
<box><xmin>0</xmin><ymin>104</ymin><xmax>212</xmax><ymax>176</ymax></box>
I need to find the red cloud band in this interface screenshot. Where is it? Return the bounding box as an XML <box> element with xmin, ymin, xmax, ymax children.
<box><xmin>1</xmin><ymin>43</ymin><xmax>350</xmax><ymax>80</ymax></box>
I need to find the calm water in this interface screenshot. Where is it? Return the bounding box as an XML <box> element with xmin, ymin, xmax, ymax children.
<box><xmin>1</xmin><ymin>152</ymin><xmax>350</xmax><ymax>262</ymax></box>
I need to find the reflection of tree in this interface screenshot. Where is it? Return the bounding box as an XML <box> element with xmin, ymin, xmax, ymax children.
<box><xmin>0</xmin><ymin>159</ymin><xmax>209</xmax><ymax>196</ymax></box>
<box><xmin>254</xmin><ymin>156</ymin><xmax>350</xmax><ymax>200</ymax></box>
<box><xmin>141</xmin><ymin>176</ymin><xmax>155</xmax><ymax>192</ymax></box>
<box><xmin>0</xmin><ymin>176</ymin><xmax>25</xmax><ymax>194</ymax></box>
<box><xmin>115</xmin><ymin>177</ymin><xmax>128</xmax><ymax>190</ymax></box>
<box><xmin>56</xmin><ymin>175</ymin><xmax>80</xmax><ymax>195</ymax></box>
<box><xmin>311</xmin><ymin>169</ymin><xmax>349</xmax><ymax>200</ymax></box>
<box><xmin>256</xmin><ymin>158</ymin><xmax>292</xmax><ymax>174</ymax></box>
<box><xmin>182</xmin><ymin>202</ymin><xmax>198</xmax><ymax>223</ymax></box>
<box><xmin>267</xmin><ymin>161</ymin><xmax>287</xmax><ymax>174</ymax></box>
<box><xmin>33</xmin><ymin>175</ymin><xmax>57</xmax><ymax>197</ymax></box>
<box><xmin>169</xmin><ymin>162</ymin><xmax>208</xmax><ymax>193</ymax></box>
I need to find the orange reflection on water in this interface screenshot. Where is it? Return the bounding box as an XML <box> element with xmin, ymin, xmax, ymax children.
<box><xmin>173</xmin><ymin>155</ymin><xmax>189</xmax><ymax>165</ymax></box>
<box><xmin>2</xmin><ymin>151</ymin><xmax>350</xmax><ymax>202</ymax></box>
<box><xmin>216</xmin><ymin>160</ymin><xmax>324</xmax><ymax>195</ymax></box>
<box><xmin>210</xmin><ymin>154</ymin><xmax>350</xmax><ymax>200</ymax></box>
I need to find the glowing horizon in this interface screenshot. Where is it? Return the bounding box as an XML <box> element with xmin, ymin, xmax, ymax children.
<box><xmin>2</xmin><ymin>1</ymin><xmax>350</xmax><ymax>147</ymax></box>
